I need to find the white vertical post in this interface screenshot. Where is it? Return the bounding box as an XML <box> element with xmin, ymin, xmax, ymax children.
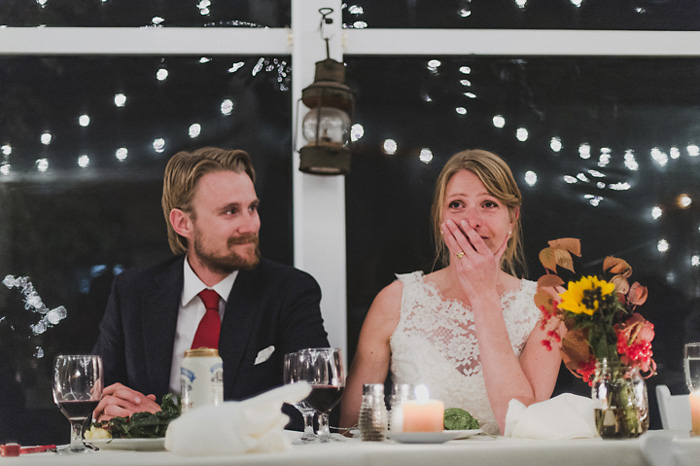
<box><xmin>291</xmin><ymin>0</ymin><xmax>347</xmax><ymax>358</ymax></box>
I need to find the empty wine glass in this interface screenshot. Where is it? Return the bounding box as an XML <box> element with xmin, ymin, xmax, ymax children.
<box><xmin>298</xmin><ymin>347</ymin><xmax>345</xmax><ymax>442</ymax></box>
<box><xmin>685</xmin><ymin>342</ymin><xmax>700</xmax><ymax>392</ymax></box>
<box><xmin>283</xmin><ymin>351</ymin><xmax>317</xmax><ymax>443</ymax></box>
<box><xmin>52</xmin><ymin>355</ymin><xmax>103</xmax><ymax>453</ymax></box>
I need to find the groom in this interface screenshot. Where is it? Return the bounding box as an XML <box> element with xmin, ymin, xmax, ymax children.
<box><xmin>92</xmin><ymin>147</ymin><xmax>329</xmax><ymax>421</ymax></box>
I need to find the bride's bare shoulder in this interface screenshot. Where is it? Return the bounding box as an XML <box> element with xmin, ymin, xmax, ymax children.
<box><xmin>372</xmin><ymin>279</ymin><xmax>404</xmax><ymax>310</ymax></box>
<box><xmin>424</xmin><ymin>268</ymin><xmax>448</xmax><ymax>283</ymax></box>
<box><xmin>502</xmin><ymin>272</ymin><xmax>524</xmax><ymax>292</ymax></box>
<box><xmin>361</xmin><ymin>280</ymin><xmax>404</xmax><ymax>336</ymax></box>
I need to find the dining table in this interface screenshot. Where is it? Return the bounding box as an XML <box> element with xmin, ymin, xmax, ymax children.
<box><xmin>3</xmin><ymin>429</ymin><xmax>698</xmax><ymax>466</ymax></box>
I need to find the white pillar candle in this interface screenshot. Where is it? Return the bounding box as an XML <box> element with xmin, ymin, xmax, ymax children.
<box><xmin>401</xmin><ymin>384</ymin><xmax>444</xmax><ymax>432</ymax></box>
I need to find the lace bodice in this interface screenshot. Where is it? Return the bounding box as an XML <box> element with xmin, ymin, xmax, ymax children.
<box><xmin>389</xmin><ymin>271</ymin><xmax>540</xmax><ymax>435</ymax></box>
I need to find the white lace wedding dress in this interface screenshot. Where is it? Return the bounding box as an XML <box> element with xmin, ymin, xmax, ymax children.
<box><xmin>390</xmin><ymin>271</ymin><xmax>540</xmax><ymax>435</ymax></box>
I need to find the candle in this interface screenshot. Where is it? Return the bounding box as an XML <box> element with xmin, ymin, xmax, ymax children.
<box><xmin>401</xmin><ymin>385</ymin><xmax>444</xmax><ymax>432</ymax></box>
<box><xmin>690</xmin><ymin>391</ymin><xmax>700</xmax><ymax>435</ymax></box>
<box><xmin>402</xmin><ymin>400</ymin><xmax>444</xmax><ymax>432</ymax></box>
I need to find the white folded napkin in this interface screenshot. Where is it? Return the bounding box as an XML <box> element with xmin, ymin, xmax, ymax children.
<box><xmin>165</xmin><ymin>382</ymin><xmax>311</xmax><ymax>456</ymax></box>
<box><xmin>504</xmin><ymin>393</ymin><xmax>599</xmax><ymax>439</ymax></box>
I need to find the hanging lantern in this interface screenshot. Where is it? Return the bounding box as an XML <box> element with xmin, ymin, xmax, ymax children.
<box><xmin>298</xmin><ymin>10</ymin><xmax>355</xmax><ymax>175</ymax></box>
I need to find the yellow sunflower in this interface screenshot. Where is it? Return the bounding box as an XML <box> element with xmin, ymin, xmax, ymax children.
<box><xmin>558</xmin><ymin>275</ymin><xmax>615</xmax><ymax>315</ymax></box>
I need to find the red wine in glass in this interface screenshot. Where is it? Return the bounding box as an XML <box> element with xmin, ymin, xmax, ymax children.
<box><xmin>53</xmin><ymin>355</ymin><xmax>103</xmax><ymax>453</ymax></box>
<box><xmin>306</xmin><ymin>385</ymin><xmax>343</xmax><ymax>413</ymax></box>
<box><xmin>298</xmin><ymin>348</ymin><xmax>345</xmax><ymax>442</ymax></box>
<box><xmin>57</xmin><ymin>400</ymin><xmax>100</xmax><ymax>421</ymax></box>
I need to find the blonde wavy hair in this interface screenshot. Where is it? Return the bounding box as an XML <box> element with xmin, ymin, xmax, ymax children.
<box><xmin>161</xmin><ymin>147</ymin><xmax>255</xmax><ymax>255</ymax></box>
<box><xmin>430</xmin><ymin>149</ymin><xmax>525</xmax><ymax>276</ymax></box>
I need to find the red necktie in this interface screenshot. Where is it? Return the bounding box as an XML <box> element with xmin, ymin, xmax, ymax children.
<box><xmin>191</xmin><ymin>289</ymin><xmax>221</xmax><ymax>350</ymax></box>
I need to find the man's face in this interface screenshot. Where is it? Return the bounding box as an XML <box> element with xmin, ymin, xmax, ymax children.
<box><xmin>187</xmin><ymin>170</ymin><xmax>261</xmax><ymax>274</ymax></box>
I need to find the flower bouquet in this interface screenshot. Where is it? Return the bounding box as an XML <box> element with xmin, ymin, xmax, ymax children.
<box><xmin>535</xmin><ymin>238</ymin><xmax>655</xmax><ymax>438</ymax></box>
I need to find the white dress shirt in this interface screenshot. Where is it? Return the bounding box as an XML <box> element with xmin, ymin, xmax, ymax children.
<box><xmin>168</xmin><ymin>258</ymin><xmax>238</xmax><ymax>395</ymax></box>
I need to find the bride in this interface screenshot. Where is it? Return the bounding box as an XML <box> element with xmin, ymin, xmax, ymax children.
<box><xmin>339</xmin><ymin>149</ymin><xmax>562</xmax><ymax>434</ymax></box>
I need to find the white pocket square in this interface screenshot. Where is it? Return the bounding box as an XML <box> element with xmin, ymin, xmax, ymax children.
<box><xmin>254</xmin><ymin>345</ymin><xmax>275</xmax><ymax>365</ymax></box>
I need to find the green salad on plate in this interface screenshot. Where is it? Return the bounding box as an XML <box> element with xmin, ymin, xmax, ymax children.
<box><xmin>443</xmin><ymin>407</ymin><xmax>479</xmax><ymax>430</ymax></box>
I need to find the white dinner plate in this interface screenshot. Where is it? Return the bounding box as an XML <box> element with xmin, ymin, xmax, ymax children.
<box><xmin>86</xmin><ymin>437</ymin><xmax>166</xmax><ymax>451</ymax></box>
<box><xmin>390</xmin><ymin>429</ymin><xmax>482</xmax><ymax>444</ymax></box>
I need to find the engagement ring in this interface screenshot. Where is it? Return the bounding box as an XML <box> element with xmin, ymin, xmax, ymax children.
<box><xmin>456</xmin><ymin>252</ymin><xmax>465</xmax><ymax>259</ymax></box>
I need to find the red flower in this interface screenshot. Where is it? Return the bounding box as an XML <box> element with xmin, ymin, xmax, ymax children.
<box><xmin>576</xmin><ymin>357</ymin><xmax>598</xmax><ymax>387</ymax></box>
<box><xmin>547</xmin><ymin>330</ymin><xmax>562</xmax><ymax>343</ymax></box>
<box><xmin>614</xmin><ymin>313</ymin><xmax>656</xmax><ymax>374</ymax></box>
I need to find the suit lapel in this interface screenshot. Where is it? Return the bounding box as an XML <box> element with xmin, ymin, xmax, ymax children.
<box><xmin>142</xmin><ymin>257</ymin><xmax>184</xmax><ymax>397</ymax></box>
<box><xmin>219</xmin><ymin>266</ymin><xmax>261</xmax><ymax>398</ymax></box>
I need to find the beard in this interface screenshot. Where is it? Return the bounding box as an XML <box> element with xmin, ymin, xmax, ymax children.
<box><xmin>193</xmin><ymin>231</ymin><xmax>261</xmax><ymax>275</ymax></box>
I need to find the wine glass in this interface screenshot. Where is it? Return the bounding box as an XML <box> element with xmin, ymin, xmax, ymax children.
<box><xmin>52</xmin><ymin>355</ymin><xmax>103</xmax><ymax>453</ymax></box>
<box><xmin>685</xmin><ymin>342</ymin><xmax>700</xmax><ymax>393</ymax></box>
<box><xmin>299</xmin><ymin>347</ymin><xmax>345</xmax><ymax>442</ymax></box>
<box><xmin>283</xmin><ymin>351</ymin><xmax>317</xmax><ymax>443</ymax></box>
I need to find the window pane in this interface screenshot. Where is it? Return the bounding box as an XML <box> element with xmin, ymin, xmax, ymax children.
<box><xmin>345</xmin><ymin>56</ymin><xmax>700</xmax><ymax>428</ymax></box>
<box><xmin>343</xmin><ymin>0</ymin><xmax>700</xmax><ymax>30</ymax></box>
<box><xmin>0</xmin><ymin>0</ymin><xmax>290</xmax><ymax>27</ymax></box>
<box><xmin>0</xmin><ymin>54</ymin><xmax>292</xmax><ymax>444</ymax></box>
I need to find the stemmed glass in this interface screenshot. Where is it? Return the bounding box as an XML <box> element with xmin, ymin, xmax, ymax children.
<box><xmin>52</xmin><ymin>355</ymin><xmax>103</xmax><ymax>453</ymax></box>
<box><xmin>684</xmin><ymin>342</ymin><xmax>700</xmax><ymax>392</ymax></box>
<box><xmin>283</xmin><ymin>351</ymin><xmax>318</xmax><ymax>443</ymax></box>
<box><xmin>298</xmin><ymin>347</ymin><xmax>345</xmax><ymax>442</ymax></box>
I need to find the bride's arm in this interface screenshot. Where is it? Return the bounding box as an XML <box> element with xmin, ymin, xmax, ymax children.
<box><xmin>442</xmin><ymin>219</ymin><xmax>562</xmax><ymax>432</ymax></box>
<box><xmin>339</xmin><ymin>281</ymin><xmax>402</xmax><ymax>429</ymax></box>
<box><xmin>473</xmin><ymin>295</ymin><xmax>562</xmax><ymax>431</ymax></box>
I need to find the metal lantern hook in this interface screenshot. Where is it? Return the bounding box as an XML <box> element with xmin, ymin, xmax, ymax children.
<box><xmin>318</xmin><ymin>8</ymin><xmax>334</xmax><ymax>59</ymax></box>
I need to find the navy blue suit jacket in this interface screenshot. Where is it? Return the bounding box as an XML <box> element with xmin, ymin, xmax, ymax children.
<box><xmin>93</xmin><ymin>256</ymin><xmax>330</xmax><ymax>403</ymax></box>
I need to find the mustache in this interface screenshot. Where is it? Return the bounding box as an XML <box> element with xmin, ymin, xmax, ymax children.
<box><xmin>228</xmin><ymin>234</ymin><xmax>259</xmax><ymax>246</ymax></box>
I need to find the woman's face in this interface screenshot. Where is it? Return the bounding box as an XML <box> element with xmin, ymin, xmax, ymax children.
<box><xmin>442</xmin><ymin>169</ymin><xmax>516</xmax><ymax>255</ymax></box>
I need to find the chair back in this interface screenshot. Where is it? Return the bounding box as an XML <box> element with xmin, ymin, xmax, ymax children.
<box><xmin>656</xmin><ymin>384</ymin><xmax>691</xmax><ymax>430</ymax></box>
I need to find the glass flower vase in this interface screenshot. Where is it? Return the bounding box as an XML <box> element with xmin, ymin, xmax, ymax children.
<box><xmin>591</xmin><ymin>358</ymin><xmax>649</xmax><ymax>439</ymax></box>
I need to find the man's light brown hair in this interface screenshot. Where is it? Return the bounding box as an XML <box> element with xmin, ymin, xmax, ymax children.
<box><xmin>161</xmin><ymin>147</ymin><xmax>255</xmax><ymax>255</ymax></box>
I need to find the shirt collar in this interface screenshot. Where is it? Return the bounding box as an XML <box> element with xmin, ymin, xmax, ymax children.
<box><xmin>181</xmin><ymin>256</ymin><xmax>239</xmax><ymax>307</ymax></box>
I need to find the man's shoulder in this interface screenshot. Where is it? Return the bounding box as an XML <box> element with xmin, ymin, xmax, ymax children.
<box><xmin>248</xmin><ymin>258</ymin><xmax>318</xmax><ymax>288</ymax></box>
<box><xmin>114</xmin><ymin>255</ymin><xmax>183</xmax><ymax>288</ymax></box>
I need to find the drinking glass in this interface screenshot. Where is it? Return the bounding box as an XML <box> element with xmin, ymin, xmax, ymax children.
<box><xmin>298</xmin><ymin>347</ymin><xmax>345</xmax><ymax>442</ymax></box>
<box><xmin>685</xmin><ymin>342</ymin><xmax>700</xmax><ymax>392</ymax></box>
<box><xmin>283</xmin><ymin>351</ymin><xmax>317</xmax><ymax>443</ymax></box>
<box><xmin>52</xmin><ymin>355</ymin><xmax>103</xmax><ymax>453</ymax></box>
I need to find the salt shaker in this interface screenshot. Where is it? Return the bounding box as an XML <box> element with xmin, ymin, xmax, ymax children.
<box><xmin>388</xmin><ymin>383</ymin><xmax>413</xmax><ymax>433</ymax></box>
<box><xmin>358</xmin><ymin>383</ymin><xmax>388</xmax><ymax>441</ymax></box>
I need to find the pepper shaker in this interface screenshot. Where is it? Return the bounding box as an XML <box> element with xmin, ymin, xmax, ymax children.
<box><xmin>358</xmin><ymin>383</ymin><xmax>388</xmax><ymax>441</ymax></box>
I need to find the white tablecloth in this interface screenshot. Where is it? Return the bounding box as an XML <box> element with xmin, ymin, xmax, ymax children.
<box><xmin>8</xmin><ymin>430</ymin><xmax>699</xmax><ymax>466</ymax></box>
<box><xmin>639</xmin><ymin>429</ymin><xmax>700</xmax><ymax>466</ymax></box>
